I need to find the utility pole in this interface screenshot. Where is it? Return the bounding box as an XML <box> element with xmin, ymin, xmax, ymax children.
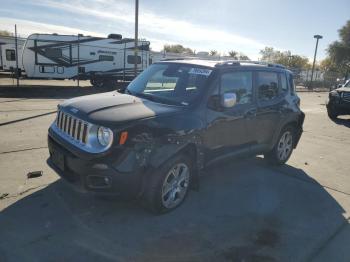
<box><xmin>310</xmin><ymin>34</ymin><xmax>323</xmax><ymax>90</ymax></box>
<box><xmin>14</xmin><ymin>24</ymin><xmax>19</xmax><ymax>88</ymax></box>
<box><xmin>77</xmin><ymin>33</ymin><xmax>81</xmax><ymax>87</ymax></box>
<box><xmin>134</xmin><ymin>0</ymin><xmax>139</xmax><ymax>78</ymax></box>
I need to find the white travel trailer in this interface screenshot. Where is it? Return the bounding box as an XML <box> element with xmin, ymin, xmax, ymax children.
<box><xmin>0</xmin><ymin>43</ymin><xmax>24</xmax><ymax>71</ymax></box>
<box><xmin>22</xmin><ymin>33</ymin><xmax>150</xmax><ymax>86</ymax></box>
<box><xmin>0</xmin><ymin>35</ymin><xmax>26</xmax><ymax>71</ymax></box>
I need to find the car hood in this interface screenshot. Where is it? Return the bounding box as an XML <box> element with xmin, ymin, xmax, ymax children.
<box><xmin>60</xmin><ymin>91</ymin><xmax>183</xmax><ymax>126</ymax></box>
<box><xmin>336</xmin><ymin>87</ymin><xmax>350</xmax><ymax>93</ymax></box>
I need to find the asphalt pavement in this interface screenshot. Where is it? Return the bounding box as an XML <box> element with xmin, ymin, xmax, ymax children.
<box><xmin>0</xmin><ymin>92</ymin><xmax>349</xmax><ymax>262</ymax></box>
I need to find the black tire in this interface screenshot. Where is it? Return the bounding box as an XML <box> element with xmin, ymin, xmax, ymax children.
<box><xmin>327</xmin><ymin>103</ymin><xmax>338</xmax><ymax>119</ymax></box>
<box><xmin>90</xmin><ymin>79</ymin><xmax>104</xmax><ymax>88</ymax></box>
<box><xmin>143</xmin><ymin>154</ymin><xmax>192</xmax><ymax>214</ymax></box>
<box><xmin>264</xmin><ymin>125</ymin><xmax>295</xmax><ymax>165</ymax></box>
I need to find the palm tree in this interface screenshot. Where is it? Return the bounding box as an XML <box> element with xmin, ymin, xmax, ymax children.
<box><xmin>210</xmin><ymin>50</ymin><xmax>218</xmax><ymax>56</ymax></box>
<box><xmin>228</xmin><ymin>50</ymin><xmax>238</xmax><ymax>60</ymax></box>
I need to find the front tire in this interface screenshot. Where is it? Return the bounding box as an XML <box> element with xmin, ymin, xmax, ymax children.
<box><xmin>265</xmin><ymin>126</ymin><xmax>295</xmax><ymax>165</ymax></box>
<box><xmin>327</xmin><ymin>103</ymin><xmax>338</xmax><ymax>119</ymax></box>
<box><xmin>143</xmin><ymin>154</ymin><xmax>192</xmax><ymax>214</ymax></box>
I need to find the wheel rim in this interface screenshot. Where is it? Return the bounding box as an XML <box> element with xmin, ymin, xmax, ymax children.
<box><xmin>161</xmin><ymin>163</ymin><xmax>190</xmax><ymax>209</ymax></box>
<box><xmin>277</xmin><ymin>131</ymin><xmax>293</xmax><ymax>161</ymax></box>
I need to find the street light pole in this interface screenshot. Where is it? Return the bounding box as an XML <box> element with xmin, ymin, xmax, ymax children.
<box><xmin>310</xmin><ymin>34</ymin><xmax>323</xmax><ymax>90</ymax></box>
<box><xmin>134</xmin><ymin>0</ymin><xmax>139</xmax><ymax>78</ymax></box>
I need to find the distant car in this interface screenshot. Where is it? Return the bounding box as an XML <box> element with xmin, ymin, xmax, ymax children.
<box><xmin>327</xmin><ymin>79</ymin><xmax>350</xmax><ymax>119</ymax></box>
<box><xmin>48</xmin><ymin>59</ymin><xmax>304</xmax><ymax>213</ymax></box>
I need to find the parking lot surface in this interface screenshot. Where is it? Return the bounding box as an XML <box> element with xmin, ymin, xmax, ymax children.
<box><xmin>0</xmin><ymin>92</ymin><xmax>349</xmax><ymax>262</ymax></box>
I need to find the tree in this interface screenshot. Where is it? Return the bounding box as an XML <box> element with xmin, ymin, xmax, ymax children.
<box><xmin>210</xmin><ymin>50</ymin><xmax>218</xmax><ymax>56</ymax></box>
<box><xmin>238</xmin><ymin>53</ymin><xmax>250</xmax><ymax>61</ymax></box>
<box><xmin>259</xmin><ymin>46</ymin><xmax>310</xmax><ymax>69</ymax></box>
<box><xmin>327</xmin><ymin>20</ymin><xmax>350</xmax><ymax>79</ymax></box>
<box><xmin>228</xmin><ymin>50</ymin><xmax>238</xmax><ymax>59</ymax></box>
<box><xmin>0</xmin><ymin>30</ymin><xmax>13</xmax><ymax>36</ymax></box>
<box><xmin>163</xmin><ymin>44</ymin><xmax>194</xmax><ymax>54</ymax></box>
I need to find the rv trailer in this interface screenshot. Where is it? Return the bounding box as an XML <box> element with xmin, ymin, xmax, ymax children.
<box><xmin>22</xmin><ymin>33</ymin><xmax>150</xmax><ymax>87</ymax></box>
<box><xmin>0</xmin><ymin>35</ymin><xmax>26</xmax><ymax>71</ymax></box>
<box><xmin>0</xmin><ymin>43</ymin><xmax>24</xmax><ymax>72</ymax></box>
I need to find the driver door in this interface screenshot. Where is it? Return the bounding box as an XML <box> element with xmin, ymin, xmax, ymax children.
<box><xmin>203</xmin><ymin>70</ymin><xmax>256</xmax><ymax>163</ymax></box>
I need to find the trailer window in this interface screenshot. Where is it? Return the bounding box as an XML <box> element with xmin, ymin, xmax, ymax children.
<box><xmin>45</xmin><ymin>48</ymin><xmax>62</xmax><ymax>58</ymax></box>
<box><xmin>6</xmin><ymin>49</ymin><xmax>16</xmax><ymax>61</ymax></box>
<box><xmin>127</xmin><ymin>55</ymin><xmax>141</xmax><ymax>64</ymax></box>
<box><xmin>99</xmin><ymin>55</ymin><xmax>114</xmax><ymax>61</ymax></box>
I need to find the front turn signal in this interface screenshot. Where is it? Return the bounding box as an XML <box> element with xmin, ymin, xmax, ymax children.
<box><xmin>119</xmin><ymin>131</ymin><xmax>128</xmax><ymax>145</ymax></box>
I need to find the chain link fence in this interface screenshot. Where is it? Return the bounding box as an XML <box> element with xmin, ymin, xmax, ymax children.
<box><xmin>289</xmin><ymin>67</ymin><xmax>343</xmax><ymax>91</ymax></box>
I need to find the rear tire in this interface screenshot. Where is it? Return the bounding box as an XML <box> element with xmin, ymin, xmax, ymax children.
<box><xmin>264</xmin><ymin>125</ymin><xmax>295</xmax><ymax>165</ymax></box>
<box><xmin>143</xmin><ymin>154</ymin><xmax>192</xmax><ymax>214</ymax></box>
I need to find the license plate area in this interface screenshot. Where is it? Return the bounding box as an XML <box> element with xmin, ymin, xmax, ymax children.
<box><xmin>51</xmin><ymin>148</ymin><xmax>65</xmax><ymax>171</ymax></box>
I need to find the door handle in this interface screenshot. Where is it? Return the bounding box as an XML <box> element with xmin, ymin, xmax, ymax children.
<box><xmin>244</xmin><ymin>109</ymin><xmax>257</xmax><ymax>118</ymax></box>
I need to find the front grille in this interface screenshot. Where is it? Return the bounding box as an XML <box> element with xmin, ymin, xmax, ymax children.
<box><xmin>56</xmin><ymin>110</ymin><xmax>89</xmax><ymax>144</ymax></box>
<box><xmin>342</xmin><ymin>92</ymin><xmax>350</xmax><ymax>103</ymax></box>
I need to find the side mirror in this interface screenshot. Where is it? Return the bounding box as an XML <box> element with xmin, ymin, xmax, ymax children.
<box><xmin>221</xmin><ymin>92</ymin><xmax>237</xmax><ymax>108</ymax></box>
<box><xmin>337</xmin><ymin>84</ymin><xmax>343</xmax><ymax>88</ymax></box>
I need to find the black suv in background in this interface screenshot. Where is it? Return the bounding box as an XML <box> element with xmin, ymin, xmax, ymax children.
<box><xmin>327</xmin><ymin>79</ymin><xmax>350</xmax><ymax>119</ymax></box>
<box><xmin>48</xmin><ymin>60</ymin><xmax>304</xmax><ymax>213</ymax></box>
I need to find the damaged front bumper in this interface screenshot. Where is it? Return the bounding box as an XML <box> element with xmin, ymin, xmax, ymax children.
<box><xmin>47</xmin><ymin>128</ymin><xmax>145</xmax><ymax>198</ymax></box>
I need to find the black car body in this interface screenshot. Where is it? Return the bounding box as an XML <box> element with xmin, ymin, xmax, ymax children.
<box><xmin>327</xmin><ymin>79</ymin><xmax>350</xmax><ymax>119</ymax></box>
<box><xmin>48</xmin><ymin>60</ymin><xmax>304</xmax><ymax>213</ymax></box>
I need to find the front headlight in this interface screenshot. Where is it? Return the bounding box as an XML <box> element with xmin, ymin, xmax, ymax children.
<box><xmin>97</xmin><ymin>126</ymin><xmax>113</xmax><ymax>147</ymax></box>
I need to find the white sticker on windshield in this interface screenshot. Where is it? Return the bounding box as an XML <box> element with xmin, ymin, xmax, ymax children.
<box><xmin>189</xmin><ymin>68</ymin><xmax>212</xmax><ymax>76</ymax></box>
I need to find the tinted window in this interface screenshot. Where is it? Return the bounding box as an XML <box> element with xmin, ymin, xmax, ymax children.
<box><xmin>127</xmin><ymin>55</ymin><xmax>141</xmax><ymax>64</ymax></box>
<box><xmin>99</xmin><ymin>55</ymin><xmax>114</xmax><ymax>61</ymax></box>
<box><xmin>45</xmin><ymin>48</ymin><xmax>62</xmax><ymax>58</ymax></box>
<box><xmin>257</xmin><ymin>72</ymin><xmax>279</xmax><ymax>101</ymax></box>
<box><xmin>5</xmin><ymin>49</ymin><xmax>15</xmax><ymax>61</ymax></box>
<box><xmin>280</xmin><ymin>73</ymin><xmax>288</xmax><ymax>92</ymax></box>
<box><xmin>288</xmin><ymin>73</ymin><xmax>296</xmax><ymax>94</ymax></box>
<box><xmin>220</xmin><ymin>71</ymin><xmax>253</xmax><ymax>105</ymax></box>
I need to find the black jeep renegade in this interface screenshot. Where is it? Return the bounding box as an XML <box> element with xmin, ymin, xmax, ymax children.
<box><xmin>327</xmin><ymin>79</ymin><xmax>350</xmax><ymax>119</ymax></box>
<box><xmin>48</xmin><ymin>60</ymin><xmax>304</xmax><ymax>213</ymax></box>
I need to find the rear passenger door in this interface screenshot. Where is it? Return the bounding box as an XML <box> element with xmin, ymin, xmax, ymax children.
<box><xmin>254</xmin><ymin>71</ymin><xmax>284</xmax><ymax>149</ymax></box>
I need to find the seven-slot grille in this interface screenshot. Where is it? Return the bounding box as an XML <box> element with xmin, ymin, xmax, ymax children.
<box><xmin>56</xmin><ymin>110</ymin><xmax>89</xmax><ymax>144</ymax></box>
<box><xmin>342</xmin><ymin>92</ymin><xmax>350</xmax><ymax>103</ymax></box>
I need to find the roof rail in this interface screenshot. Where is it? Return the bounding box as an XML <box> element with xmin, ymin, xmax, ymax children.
<box><xmin>215</xmin><ymin>60</ymin><xmax>286</xmax><ymax>69</ymax></box>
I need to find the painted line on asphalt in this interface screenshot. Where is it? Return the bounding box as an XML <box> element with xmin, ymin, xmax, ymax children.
<box><xmin>0</xmin><ymin>146</ymin><xmax>48</xmax><ymax>155</ymax></box>
<box><xmin>0</xmin><ymin>111</ymin><xmax>56</xmax><ymax>127</ymax></box>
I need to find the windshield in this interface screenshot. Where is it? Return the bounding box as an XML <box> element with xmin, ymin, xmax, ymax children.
<box><xmin>126</xmin><ymin>63</ymin><xmax>212</xmax><ymax>105</ymax></box>
<box><xmin>344</xmin><ymin>79</ymin><xmax>350</xmax><ymax>88</ymax></box>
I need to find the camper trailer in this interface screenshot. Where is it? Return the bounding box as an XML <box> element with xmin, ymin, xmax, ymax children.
<box><xmin>0</xmin><ymin>35</ymin><xmax>26</xmax><ymax>71</ymax></box>
<box><xmin>0</xmin><ymin>43</ymin><xmax>24</xmax><ymax>72</ymax></box>
<box><xmin>22</xmin><ymin>33</ymin><xmax>150</xmax><ymax>87</ymax></box>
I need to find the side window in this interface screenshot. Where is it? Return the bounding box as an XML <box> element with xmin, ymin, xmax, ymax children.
<box><xmin>220</xmin><ymin>71</ymin><xmax>253</xmax><ymax>105</ymax></box>
<box><xmin>257</xmin><ymin>71</ymin><xmax>279</xmax><ymax>101</ymax></box>
<box><xmin>44</xmin><ymin>48</ymin><xmax>62</xmax><ymax>58</ymax></box>
<box><xmin>288</xmin><ymin>73</ymin><xmax>296</xmax><ymax>94</ymax></box>
<box><xmin>280</xmin><ymin>73</ymin><xmax>288</xmax><ymax>93</ymax></box>
<box><xmin>127</xmin><ymin>55</ymin><xmax>141</xmax><ymax>64</ymax></box>
<box><xmin>99</xmin><ymin>55</ymin><xmax>114</xmax><ymax>61</ymax></box>
<box><xmin>6</xmin><ymin>49</ymin><xmax>16</xmax><ymax>61</ymax></box>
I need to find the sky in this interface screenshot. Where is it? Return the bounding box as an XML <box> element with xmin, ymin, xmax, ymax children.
<box><xmin>0</xmin><ymin>0</ymin><xmax>349</xmax><ymax>60</ymax></box>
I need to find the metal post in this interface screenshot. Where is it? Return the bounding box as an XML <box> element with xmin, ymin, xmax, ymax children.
<box><xmin>310</xmin><ymin>35</ymin><xmax>323</xmax><ymax>90</ymax></box>
<box><xmin>77</xmin><ymin>34</ymin><xmax>80</xmax><ymax>87</ymax></box>
<box><xmin>134</xmin><ymin>0</ymin><xmax>139</xmax><ymax>78</ymax></box>
<box><xmin>14</xmin><ymin>24</ymin><xmax>19</xmax><ymax>88</ymax></box>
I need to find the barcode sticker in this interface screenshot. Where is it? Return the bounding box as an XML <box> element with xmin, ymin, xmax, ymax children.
<box><xmin>189</xmin><ymin>68</ymin><xmax>212</xmax><ymax>76</ymax></box>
